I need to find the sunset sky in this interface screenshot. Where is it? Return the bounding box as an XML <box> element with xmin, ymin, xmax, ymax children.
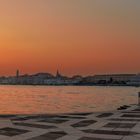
<box><xmin>0</xmin><ymin>0</ymin><xmax>140</xmax><ymax>76</ymax></box>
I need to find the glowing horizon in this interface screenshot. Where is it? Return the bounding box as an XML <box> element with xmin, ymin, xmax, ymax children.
<box><xmin>0</xmin><ymin>0</ymin><xmax>140</xmax><ymax>76</ymax></box>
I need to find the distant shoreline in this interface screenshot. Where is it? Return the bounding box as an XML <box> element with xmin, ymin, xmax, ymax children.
<box><xmin>0</xmin><ymin>84</ymin><xmax>139</xmax><ymax>87</ymax></box>
<box><xmin>0</xmin><ymin>72</ymin><xmax>140</xmax><ymax>86</ymax></box>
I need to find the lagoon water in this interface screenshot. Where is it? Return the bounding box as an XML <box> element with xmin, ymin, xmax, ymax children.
<box><xmin>0</xmin><ymin>85</ymin><xmax>139</xmax><ymax>114</ymax></box>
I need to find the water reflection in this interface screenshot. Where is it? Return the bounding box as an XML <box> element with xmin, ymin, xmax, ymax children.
<box><xmin>0</xmin><ymin>85</ymin><xmax>139</xmax><ymax>114</ymax></box>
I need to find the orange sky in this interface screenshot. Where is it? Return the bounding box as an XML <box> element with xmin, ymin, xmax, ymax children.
<box><xmin>0</xmin><ymin>0</ymin><xmax>140</xmax><ymax>76</ymax></box>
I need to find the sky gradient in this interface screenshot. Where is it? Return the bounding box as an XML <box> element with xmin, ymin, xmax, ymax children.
<box><xmin>0</xmin><ymin>0</ymin><xmax>140</xmax><ymax>76</ymax></box>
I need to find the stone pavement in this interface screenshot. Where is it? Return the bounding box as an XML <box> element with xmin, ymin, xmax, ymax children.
<box><xmin>0</xmin><ymin>105</ymin><xmax>140</xmax><ymax>140</ymax></box>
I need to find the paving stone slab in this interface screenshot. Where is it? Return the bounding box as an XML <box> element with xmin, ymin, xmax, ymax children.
<box><xmin>133</xmin><ymin>109</ymin><xmax>140</xmax><ymax>111</ymax></box>
<box><xmin>97</xmin><ymin>113</ymin><xmax>113</xmax><ymax>118</ymax></box>
<box><xmin>79</xmin><ymin>137</ymin><xmax>119</xmax><ymax>140</ymax></box>
<box><xmin>83</xmin><ymin>129</ymin><xmax>139</xmax><ymax>136</ymax></box>
<box><xmin>122</xmin><ymin>111</ymin><xmax>140</xmax><ymax>114</ymax></box>
<box><xmin>69</xmin><ymin>113</ymin><xmax>93</xmax><ymax>116</ymax></box>
<box><xmin>28</xmin><ymin>131</ymin><xmax>67</xmax><ymax>140</ymax></box>
<box><xmin>39</xmin><ymin>119</ymin><xmax>68</xmax><ymax>124</ymax></box>
<box><xmin>12</xmin><ymin>117</ymin><xmax>30</xmax><ymax>121</ymax></box>
<box><xmin>14</xmin><ymin>122</ymin><xmax>57</xmax><ymax>129</ymax></box>
<box><xmin>0</xmin><ymin>127</ymin><xmax>29</xmax><ymax>136</ymax></box>
<box><xmin>56</xmin><ymin>115</ymin><xmax>85</xmax><ymax>119</ymax></box>
<box><xmin>0</xmin><ymin>115</ymin><xmax>16</xmax><ymax>118</ymax></box>
<box><xmin>103</xmin><ymin>123</ymin><xmax>136</xmax><ymax>128</ymax></box>
<box><xmin>122</xmin><ymin>114</ymin><xmax>140</xmax><ymax>118</ymax></box>
<box><xmin>71</xmin><ymin>120</ymin><xmax>97</xmax><ymax>128</ymax></box>
<box><xmin>109</xmin><ymin>118</ymin><xmax>140</xmax><ymax>122</ymax></box>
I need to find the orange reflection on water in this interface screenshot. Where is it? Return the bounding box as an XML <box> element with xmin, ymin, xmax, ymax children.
<box><xmin>0</xmin><ymin>86</ymin><xmax>139</xmax><ymax>114</ymax></box>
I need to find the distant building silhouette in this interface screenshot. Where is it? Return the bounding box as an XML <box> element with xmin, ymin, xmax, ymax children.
<box><xmin>56</xmin><ymin>70</ymin><xmax>61</xmax><ymax>78</ymax></box>
<box><xmin>0</xmin><ymin>70</ymin><xmax>139</xmax><ymax>86</ymax></box>
<box><xmin>16</xmin><ymin>70</ymin><xmax>19</xmax><ymax>78</ymax></box>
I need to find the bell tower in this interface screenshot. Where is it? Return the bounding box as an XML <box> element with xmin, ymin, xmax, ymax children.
<box><xmin>16</xmin><ymin>69</ymin><xmax>19</xmax><ymax>78</ymax></box>
<box><xmin>56</xmin><ymin>70</ymin><xmax>61</xmax><ymax>78</ymax></box>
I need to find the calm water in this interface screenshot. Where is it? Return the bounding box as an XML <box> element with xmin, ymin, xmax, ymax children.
<box><xmin>0</xmin><ymin>85</ymin><xmax>139</xmax><ymax>114</ymax></box>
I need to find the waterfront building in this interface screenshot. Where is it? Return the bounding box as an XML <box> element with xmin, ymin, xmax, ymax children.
<box><xmin>44</xmin><ymin>75</ymin><xmax>82</xmax><ymax>85</ymax></box>
<box><xmin>93</xmin><ymin>74</ymin><xmax>136</xmax><ymax>83</ymax></box>
<box><xmin>44</xmin><ymin>78</ymin><xmax>80</xmax><ymax>85</ymax></box>
<box><xmin>127</xmin><ymin>74</ymin><xmax>140</xmax><ymax>86</ymax></box>
<box><xmin>82</xmin><ymin>74</ymin><xmax>137</xmax><ymax>85</ymax></box>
